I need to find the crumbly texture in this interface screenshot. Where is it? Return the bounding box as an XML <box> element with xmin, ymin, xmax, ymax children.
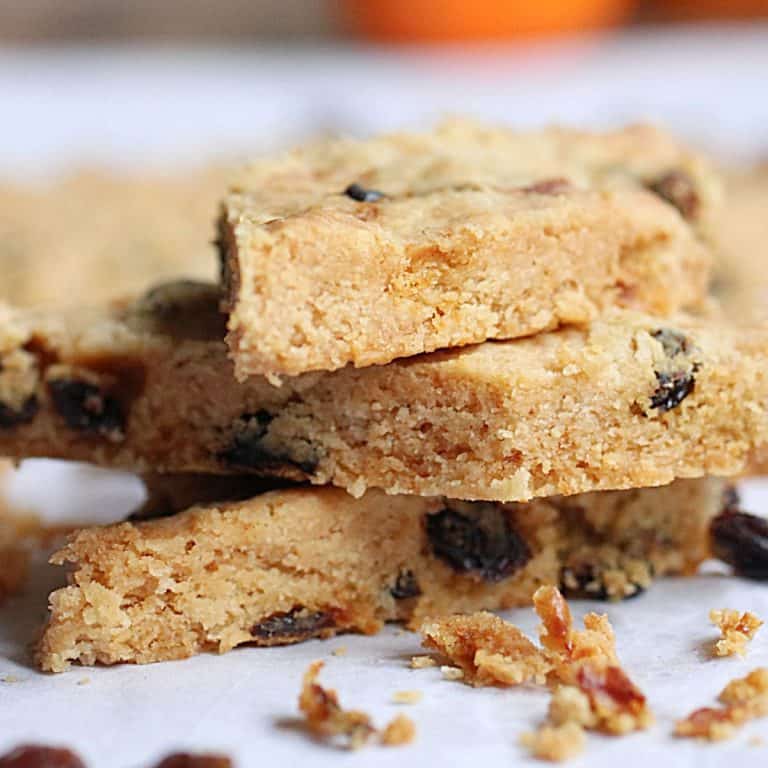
<box><xmin>425</xmin><ymin>587</ymin><xmax>652</xmax><ymax>761</ymax></box>
<box><xmin>1</xmin><ymin>283</ymin><xmax>766</xmax><ymax>502</ymax></box>
<box><xmin>36</xmin><ymin>478</ymin><xmax>722</xmax><ymax>671</ymax></box>
<box><xmin>0</xmin><ymin>166</ymin><xmax>229</xmax><ymax>307</ymax></box>
<box><xmin>675</xmin><ymin>667</ymin><xmax>768</xmax><ymax>741</ymax></box>
<box><xmin>710</xmin><ymin>609</ymin><xmax>763</xmax><ymax>657</ymax></box>
<box><xmin>519</xmin><ymin>722</ymin><xmax>586</xmax><ymax>763</ymax></box>
<box><xmin>222</xmin><ymin>119</ymin><xmax>718</xmax><ymax>377</ymax></box>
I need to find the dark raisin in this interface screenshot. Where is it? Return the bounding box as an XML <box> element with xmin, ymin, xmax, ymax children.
<box><xmin>48</xmin><ymin>379</ymin><xmax>124</xmax><ymax>439</ymax></box>
<box><xmin>650</xmin><ymin>328</ymin><xmax>690</xmax><ymax>358</ymax></box>
<box><xmin>425</xmin><ymin>502</ymin><xmax>530</xmax><ymax>582</ymax></box>
<box><xmin>152</xmin><ymin>754</ymin><xmax>232</xmax><ymax>768</ymax></box>
<box><xmin>647</xmin><ymin>170</ymin><xmax>700</xmax><ymax>220</ymax></box>
<box><xmin>522</xmin><ymin>178</ymin><xmax>571</xmax><ymax>195</ymax></box>
<box><xmin>344</xmin><ymin>183</ymin><xmax>384</xmax><ymax>203</ymax></box>
<box><xmin>251</xmin><ymin>607</ymin><xmax>334</xmax><ymax>642</ymax></box>
<box><xmin>390</xmin><ymin>570</ymin><xmax>421</xmax><ymax>599</ymax></box>
<box><xmin>711</xmin><ymin>509</ymin><xmax>768</xmax><ymax>580</ymax></box>
<box><xmin>0</xmin><ymin>745</ymin><xmax>86</xmax><ymax>768</ymax></box>
<box><xmin>0</xmin><ymin>396</ymin><xmax>38</xmax><ymax>428</ymax></box>
<box><xmin>560</xmin><ymin>563</ymin><xmax>647</xmax><ymax>601</ymax></box>
<box><xmin>649</xmin><ymin>370</ymin><xmax>695</xmax><ymax>412</ymax></box>
<box><xmin>221</xmin><ymin>411</ymin><xmax>318</xmax><ymax>476</ymax></box>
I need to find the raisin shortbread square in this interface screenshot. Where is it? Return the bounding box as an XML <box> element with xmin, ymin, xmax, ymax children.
<box><xmin>220</xmin><ymin>119</ymin><xmax>719</xmax><ymax>378</ymax></box>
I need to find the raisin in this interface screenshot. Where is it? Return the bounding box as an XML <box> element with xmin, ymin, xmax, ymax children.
<box><xmin>0</xmin><ymin>745</ymin><xmax>86</xmax><ymax>768</ymax></box>
<box><xmin>344</xmin><ymin>183</ymin><xmax>384</xmax><ymax>203</ymax></box>
<box><xmin>649</xmin><ymin>369</ymin><xmax>696</xmax><ymax>412</ymax></box>
<box><xmin>560</xmin><ymin>563</ymin><xmax>646</xmax><ymax>601</ymax></box>
<box><xmin>650</xmin><ymin>328</ymin><xmax>690</xmax><ymax>358</ymax></box>
<box><xmin>425</xmin><ymin>502</ymin><xmax>530</xmax><ymax>582</ymax></box>
<box><xmin>390</xmin><ymin>570</ymin><xmax>421</xmax><ymax>599</ymax></box>
<box><xmin>152</xmin><ymin>755</ymin><xmax>232</xmax><ymax>768</ymax></box>
<box><xmin>647</xmin><ymin>170</ymin><xmax>700</xmax><ymax>220</ymax></box>
<box><xmin>522</xmin><ymin>178</ymin><xmax>571</xmax><ymax>195</ymax></box>
<box><xmin>711</xmin><ymin>508</ymin><xmax>768</xmax><ymax>580</ymax></box>
<box><xmin>221</xmin><ymin>411</ymin><xmax>319</xmax><ymax>476</ymax></box>
<box><xmin>251</xmin><ymin>607</ymin><xmax>334</xmax><ymax>642</ymax></box>
<box><xmin>48</xmin><ymin>379</ymin><xmax>124</xmax><ymax>440</ymax></box>
<box><xmin>0</xmin><ymin>396</ymin><xmax>38</xmax><ymax>428</ymax></box>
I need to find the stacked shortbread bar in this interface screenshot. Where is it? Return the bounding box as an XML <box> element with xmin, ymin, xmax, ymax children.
<box><xmin>2</xmin><ymin>120</ymin><xmax>766</xmax><ymax>671</ymax></box>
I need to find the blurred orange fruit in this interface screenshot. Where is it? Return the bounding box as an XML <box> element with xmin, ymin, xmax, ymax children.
<box><xmin>647</xmin><ymin>0</ymin><xmax>768</xmax><ymax>19</ymax></box>
<box><xmin>339</xmin><ymin>0</ymin><xmax>638</xmax><ymax>43</ymax></box>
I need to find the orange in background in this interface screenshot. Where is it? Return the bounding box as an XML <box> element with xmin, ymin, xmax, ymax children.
<box><xmin>339</xmin><ymin>0</ymin><xmax>638</xmax><ymax>43</ymax></box>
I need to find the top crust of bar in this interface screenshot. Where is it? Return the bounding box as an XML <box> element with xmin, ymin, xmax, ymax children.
<box><xmin>221</xmin><ymin>119</ymin><xmax>719</xmax><ymax>378</ymax></box>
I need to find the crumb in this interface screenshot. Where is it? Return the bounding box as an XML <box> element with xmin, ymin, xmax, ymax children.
<box><xmin>1</xmin><ymin>675</ymin><xmax>19</xmax><ymax>684</ymax></box>
<box><xmin>749</xmin><ymin>735</ymin><xmax>765</xmax><ymax>747</ymax></box>
<box><xmin>391</xmin><ymin>690</ymin><xmax>422</xmax><ymax>705</ymax></box>
<box><xmin>76</xmin><ymin>677</ymin><xmax>91</xmax><ymax>686</ymax></box>
<box><xmin>331</xmin><ymin>646</ymin><xmax>347</xmax><ymax>657</ymax></box>
<box><xmin>710</xmin><ymin>609</ymin><xmax>763</xmax><ymax>657</ymax></box>
<box><xmin>380</xmin><ymin>714</ymin><xmax>416</xmax><ymax>747</ymax></box>
<box><xmin>676</xmin><ymin>667</ymin><xmax>768</xmax><ymax>741</ymax></box>
<box><xmin>520</xmin><ymin>722</ymin><xmax>586</xmax><ymax>762</ymax></box>
<box><xmin>421</xmin><ymin>612</ymin><xmax>549</xmax><ymax>686</ymax></box>
<box><xmin>440</xmin><ymin>666</ymin><xmax>465</xmax><ymax>681</ymax></box>
<box><xmin>152</xmin><ymin>753</ymin><xmax>233</xmax><ymax>767</ymax></box>
<box><xmin>298</xmin><ymin>660</ymin><xmax>376</xmax><ymax>749</ymax></box>
<box><xmin>410</xmin><ymin>655</ymin><xmax>436</xmax><ymax>669</ymax></box>
<box><xmin>0</xmin><ymin>745</ymin><xmax>86</xmax><ymax>767</ymax></box>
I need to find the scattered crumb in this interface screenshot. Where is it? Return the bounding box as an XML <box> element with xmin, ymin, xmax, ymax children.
<box><xmin>440</xmin><ymin>666</ymin><xmax>464</xmax><ymax>681</ymax></box>
<box><xmin>297</xmin><ymin>661</ymin><xmax>415</xmax><ymax>750</ymax></box>
<box><xmin>676</xmin><ymin>667</ymin><xmax>768</xmax><ymax>741</ymax></box>
<box><xmin>152</xmin><ymin>752</ymin><xmax>232</xmax><ymax>767</ymax></box>
<box><xmin>749</xmin><ymin>735</ymin><xmax>765</xmax><ymax>747</ymax></box>
<box><xmin>410</xmin><ymin>655</ymin><xmax>436</xmax><ymax>669</ymax></box>
<box><xmin>391</xmin><ymin>690</ymin><xmax>422</xmax><ymax>705</ymax></box>
<box><xmin>422</xmin><ymin>612</ymin><xmax>549</xmax><ymax>686</ymax></box>
<box><xmin>420</xmin><ymin>587</ymin><xmax>652</xmax><ymax>762</ymax></box>
<box><xmin>76</xmin><ymin>677</ymin><xmax>91</xmax><ymax>686</ymax></box>
<box><xmin>298</xmin><ymin>660</ymin><xmax>376</xmax><ymax>749</ymax></box>
<box><xmin>520</xmin><ymin>722</ymin><xmax>586</xmax><ymax>763</ymax></box>
<box><xmin>1</xmin><ymin>674</ymin><xmax>20</xmax><ymax>684</ymax></box>
<box><xmin>331</xmin><ymin>646</ymin><xmax>347</xmax><ymax>657</ymax></box>
<box><xmin>380</xmin><ymin>714</ymin><xmax>416</xmax><ymax>747</ymax></box>
<box><xmin>710</xmin><ymin>609</ymin><xmax>763</xmax><ymax>657</ymax></box>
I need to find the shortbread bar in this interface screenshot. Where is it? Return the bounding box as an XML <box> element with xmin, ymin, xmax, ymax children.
<box><xmin>221</xmin><ymin>120</ymin><xmax>719</xmax><ymax>377</ymax></box>
<box><xmin>37</xmin><ymin>477</ymin><xmax>725</xmax><ymax>671</ymax></box>
<box><xmin>0</xmin><ymin>282</ymin><xmax>766</xmax><ymax>502</ymax></box>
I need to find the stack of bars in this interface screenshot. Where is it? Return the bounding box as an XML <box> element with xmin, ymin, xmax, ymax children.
<box><xmin>2</xmin><ymin>119</ymin><xmax>766</xmax><ymax>672</ymax></box>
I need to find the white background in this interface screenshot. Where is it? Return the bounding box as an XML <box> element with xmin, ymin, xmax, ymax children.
<box><xmin>1</xmin><ymin>23</ymin><xmax>768</xmax><ymax>766</ymax></box>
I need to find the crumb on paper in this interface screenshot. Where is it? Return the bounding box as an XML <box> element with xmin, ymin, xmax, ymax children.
<box><xmin>520</xmin><ymin>722</ymin><xmax>586</xmax><ymax>763</ymax></box>
<box><xmin>440</xmin><ymin>666</ymin><xmax>464</xmax><ymax>681</ymax></box>
<box><xmin>380</xmin><ymin>714</ymin><xmax>416</xmax><ymax>747</ymax></box>
<box><xmin>76</xmin><ymin>677</ymin><xmax>91</xmax><ymax>686</ymax></box>
<box><xmin>298</xmin><ymin>660</ymin><xmax>375</xmax><ymax>750</ymax></box>
<box><xmin>419</xmin><ymin>587</ymin><xmax>652</xmax><ymax>761</ymax></box>
<box><xmin>710</xmin><ymin>609</ymin><xmax>763</xmax><ymax>657</ymax></box>
<box><xmin>298</xmin><ymin>661</ymin><xmax>415</xmax><ymax>750</ymax></box>
<box><xmin>392</xmin><ymin>690</ymin><xmax>422</xmax><ymax>705</ymax></box>
<box><xmin>675</xmin><ymin>667</ymin><xmax>768</xmax><ymax>741</ymax></box>
<box><xmin>331</xmin><ymin>646</ymin><xmax>347</xmax><ymax>657</ymax></box>
<box><xmin>422</xmin><ymin>612</ymin><xmax>549</xmax><ymax>687</ymax></box>
<box><xmin>749</xmin><ymin>735</ymin><xmax>765</xmax><ymax>747</ymax></box>
<box><xmin>410</xmin><ymin>655</ymin><xmax>436</xmax><ymax>669</ymax></box>
<box><xmin>0</xmin><ymin>674</ymin><xmax>20</xmax><ymax>684</ymax></box>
